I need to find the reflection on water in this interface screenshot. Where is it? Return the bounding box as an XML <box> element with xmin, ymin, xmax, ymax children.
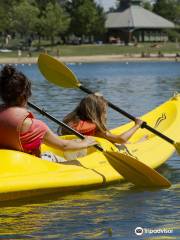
<box><xmin>0</xmin><ymin>182</ymin><xmax>179</xmax><ymax>239</ymax></box>
<box><xmin>0</xmin><ymin>62</ymin><xmax>179</xmax><ymax>239</ymax></box>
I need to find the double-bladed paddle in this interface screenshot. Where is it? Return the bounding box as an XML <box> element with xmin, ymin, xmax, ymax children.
<box><xmin>37</xmin><ymin>53</ymin><xmax>180</xmax><ymax>155</ymax></box>
<box><xmin>28</xmin><ymin>101</ymin><xmax>171</xmax><ymax>187</ymax></box>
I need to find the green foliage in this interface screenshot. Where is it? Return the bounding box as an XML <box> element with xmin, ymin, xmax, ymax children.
<box><xmin>92</xmin><ymin>5</ymin><xmax>106</xmax><ymax>38</ymax></box>
<box><xmin>0</xmin><ymin>6</ymin><xmax>7</xmax><ymax>32</ymax></box>
<box><xmin>0</xmin><ymin>0</ymin><xmax>105</xmax><ymax>47</ymax></box>
<box><xmin>12</xmin><ymin>0</ymin><xmax>40</xmax><ymax>36</ymax></box>
<box><xmin>0</xmin><ymin>0</ymin><xmax>20</xmax><ymax>32</ymax></box>
<box><xmin>142</xmin><ymin>1</ymin><xmax>152</xmax><ymax>11</ymax></box>
<box><xmin>43</xmin><ymin>2</ymin><xmax>70</xmax><ymax>43</ymax></box>
<box><xmin>153</xmin><ymin>0</ymin><xmax>179</xmax><ymax>23</ymax></box>
<box><xmin>174</xmin><ymin>4</ymin><xmax>180</xmax><ymax>24</ymax></box>
<box><xmin>34</xmin><ymin>0</ymin><xmax>57</xmax><ymax>14</ymax></box>
<box><xmin>166</xmin><ymin>29</ymin><xmax>180</xmax><ymax>41</ymax></box>
<box><xmin>117</xmin><ymin>0</ymin><xmax>131</xmax><ymax>10</ymax></box>
<box><xmin>66</xmin><ymin>0</ymin><xmax>106</xmax><ymax>39</ymax></box>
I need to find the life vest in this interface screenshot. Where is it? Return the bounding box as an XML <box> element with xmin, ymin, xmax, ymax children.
<box><xmin>72</xmin><ymin>120</ymin><xmax>97</xmax><ymax>136</ymax></box>
<box><xmin>0</xmin><ymin>106</ymin><xmax>34</xmax><ymax>152</ymax></box>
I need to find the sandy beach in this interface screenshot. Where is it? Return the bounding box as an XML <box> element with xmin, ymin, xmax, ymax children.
<box><xmin>0</xmin><ymin>54</ymin><xmax>179</xmax><ymax>64</ymax></box>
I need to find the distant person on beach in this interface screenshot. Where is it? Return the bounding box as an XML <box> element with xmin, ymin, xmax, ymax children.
<box><xmin>18</xmin><ymin>49</ymin><xmax>22</xmax><ymax>57</ymax></box>
<box><xmin>58</xmin><ymin>93</ymin><xmax>143</xmax><ymax>144</ymax></box>
<box><xmin>0</xmin><ymin>65</ymin><xmax>96</xmax><ymax>162</ymax></box>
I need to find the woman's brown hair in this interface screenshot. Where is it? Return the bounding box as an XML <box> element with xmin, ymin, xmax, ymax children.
<box><xmin>0</xmin><ymin>65</ymin><xmax>31</xmax><ymax>106</ymax></box>
<box><xmin>63</xmin><ymin>93</ymin><xmax>108</xmax><ymax>134</ymax></box>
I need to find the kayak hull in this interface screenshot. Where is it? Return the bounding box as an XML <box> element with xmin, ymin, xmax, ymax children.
<box><xmin>0</xmin><ymin>94</ymin><xmax>180</xmax><ymax>201</ymax></box>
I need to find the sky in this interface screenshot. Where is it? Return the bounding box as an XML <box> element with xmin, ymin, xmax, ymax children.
<box><xmin>96</xmin><ymin>0</ymin><xmax>155</xmax><ymax>11</ymax></box>
<box><xmin>95</xmin><ymin>0</ymin><xmax>117</xmax><ymax>11</ymax></box>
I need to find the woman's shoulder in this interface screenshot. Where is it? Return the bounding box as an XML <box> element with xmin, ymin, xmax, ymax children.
<box><xmin>31</xmin><ymin>118</ymin><xmax>48</xmax><ymax>129</ymax></box>
<box><xmin>21</xmin><ymin>118</ymin><xmax>49</xmax><ymax>135</ymax></box>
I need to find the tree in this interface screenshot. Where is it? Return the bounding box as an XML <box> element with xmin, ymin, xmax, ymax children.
<box><xmin>92</xmin><ymin>4</ymin><xmax>106</xmax><ymax>40</ymax></box>
<box><xmin>66</xmin><ymin>0</ymin><xmax>106</xmax><ymax>41</ymax></box>
<box><xmin>43</xmin><ymin>2</ymin><xmax>70</xmax><ymax>44</ymax></box>
<box><xmin>0</xmin><ymin>0</ymin><xmax>21</xmax><ymax>34</ymax></box>
<box><xmin>175</xmin><ymin>3</ymin><xmax>180</xmax><ymax>24</ymax></box>
<box><xmin>33</xmin><ymin>0</ymin><xmax>59</xmax><ymax>47</ymax></box>
<box><xmin>13</xmin><ymin>1</ymin><xmax>39</xmax><ymax>37</ymax></box>
<box><xmin>142</xmin><ymin>1</ymin><xmax>152</xmax><ymax>11</ymax></box>
<box><xmin>153</xmin><ymin>0</ymin><xmax>179</xmax><ymax>23</ymax></box>
<box><xmin>153</xmin><ymin>0</ymin><xmax>180</xmax><ymax>41</ymax></box>
<box><xmin>117</xmin><ymin>0</ymin><xmax>131</xmax><ymax>10</ymax></box>
<box><xmin>117</xmin><ymin>0</ymin><xmax>153</xmax><ymax>10</ymax></box>
<box><xmin>0</xmin><ymin>6</ymin><xmax>7</xmax><ymax>33</ymax></box>
<box><xmin>34</xmin><ymin>0</ymin><xmax>57</xmax><ymax>13</ymax></box>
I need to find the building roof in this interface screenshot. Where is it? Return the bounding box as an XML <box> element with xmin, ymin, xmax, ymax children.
<box><xmin>105</xmin><ymin>5</ymin><xmax>175</xmax><ymax>29</ymax></box>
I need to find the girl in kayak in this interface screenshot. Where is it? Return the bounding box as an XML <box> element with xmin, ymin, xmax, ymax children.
<box><xmin>0</xmin><ymin>65</ymin><xmax>96</xmax><ymax>162</ymax></box>
<box><xmin>58</xmin><ymin>93</ymin><xmax>143</xmax><ymax>144</ymax></box>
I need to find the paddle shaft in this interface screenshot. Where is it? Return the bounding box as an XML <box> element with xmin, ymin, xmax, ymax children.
<box><xmin>79</xmin><ymin>85</ymin><xmax>175</xmax><ymax>145</ymax></box>
<box><xmin>27</xmin><ymin>101</ymin><xmax>103</xmax><ymax>151</ymax></box>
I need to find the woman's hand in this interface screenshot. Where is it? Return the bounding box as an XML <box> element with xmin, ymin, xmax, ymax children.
<box><xmin>81</xmin><ymin>136</ymin><xmax>97</xmax><ymax>148</ymax></box>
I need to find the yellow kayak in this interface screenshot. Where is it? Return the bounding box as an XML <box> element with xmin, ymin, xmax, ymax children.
<box><xmin>0</xmin><ymin>94</ymin><xmax>180</xmax><ymax>201</ymax></box>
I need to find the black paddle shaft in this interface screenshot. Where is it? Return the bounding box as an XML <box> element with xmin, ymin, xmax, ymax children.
<box><xmin>79</xmin><ymin>85</ymin><xmax>175</xmax><ymax>145</ymax></box>
<box><xmin>27</xmin><ymin>101</ymin><xmax>103</xmax><ymax>151</ymax></box>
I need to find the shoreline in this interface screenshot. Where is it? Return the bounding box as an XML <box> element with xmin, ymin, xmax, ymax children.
<box><xmin>0</xmin><ymin>54</ymin><xmax>179</xmax><ymax>64</ymax></box>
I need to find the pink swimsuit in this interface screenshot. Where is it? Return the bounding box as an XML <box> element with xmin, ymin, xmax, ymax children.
<box><xmin>20</xmin><ymin>119</ymin><xmax>48</xmax><ymax>155</ymax></box>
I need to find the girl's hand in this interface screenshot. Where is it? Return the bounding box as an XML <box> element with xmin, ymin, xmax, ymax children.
<box><xmin>134</xmin><ymin>118</ymin><xmax>144</xmax><ymax>127</ymax></box>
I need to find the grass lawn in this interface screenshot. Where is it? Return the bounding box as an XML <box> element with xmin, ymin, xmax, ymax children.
<box><xmin>0</xmin><ymin>42</ymin><xmax>180</xmax><ymax>58</ymax></box>
<box><xmin>51</xmin><ymin>42</ymin><xmax>180</xmax><ymax>56</ymax></box>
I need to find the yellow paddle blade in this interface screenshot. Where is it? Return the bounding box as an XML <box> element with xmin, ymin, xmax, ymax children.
<box><xmin>105</xmin><ymin>151</ymin><xmax>171</xmax><ymax>188</ymax></box>
<box><xmin>38</xmin><ymin>54</ymin><xmax>80</xmax><ymax>88</ymax></box>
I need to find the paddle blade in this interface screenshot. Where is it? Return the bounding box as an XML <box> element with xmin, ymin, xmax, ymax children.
<box><xmin>105</xmin><ymin>151</ymin><xmax>171</xmax><ymax>188</ymax></box>
<box><xmin>38</xmin><ymin>54</ymin><xmax>80</xmax><ymax>88</ymax></box>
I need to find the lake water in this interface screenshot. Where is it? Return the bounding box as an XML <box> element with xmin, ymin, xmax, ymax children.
<box><xmin>0</xmin><ymin>61</ymin><xmax>179</xmax><ymax>239</ymax></box>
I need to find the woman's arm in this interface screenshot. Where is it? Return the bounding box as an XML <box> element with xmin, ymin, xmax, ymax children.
<box><xmin>96</xmin><ymin>119</ymin><xmax>143</xmax><ymax>144</ymax></box>
<box><xmin>43</xmin><ymin>128</ymin><xmax>96</xmax><ymax>151</ymax></box>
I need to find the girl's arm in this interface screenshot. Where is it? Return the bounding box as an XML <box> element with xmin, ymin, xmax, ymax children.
<box><xmin>43</xmin><ymin>128</ymin><xmax>96</xmax><ymax>151</ymax></box>
<box><xmin>96</xmin><ymin>119</ymin><xmax>143</xmax><ymax>144</ymax></box>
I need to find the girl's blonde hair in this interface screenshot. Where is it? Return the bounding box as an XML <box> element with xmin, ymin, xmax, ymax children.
<box><xmin>63</xmin><ymin>93</ymin><xmax>108</xmax><ymax>133</ymax></box>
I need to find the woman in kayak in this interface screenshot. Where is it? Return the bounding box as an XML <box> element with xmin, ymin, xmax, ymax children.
<box><xmin>0</xmin><ymin>65</ymin><xmax>96</xmax><ymax>162</ymax></box>
<box><xmin>58</xmin><ymin>93</ymin><xmax>143</xmax><ymax>144</ymax></box>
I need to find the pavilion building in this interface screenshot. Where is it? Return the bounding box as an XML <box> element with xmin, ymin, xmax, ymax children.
<box><xmin>105</xmin><ymin>0</ymin><xmax>175</xmax><ymax>44</ymax></box>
